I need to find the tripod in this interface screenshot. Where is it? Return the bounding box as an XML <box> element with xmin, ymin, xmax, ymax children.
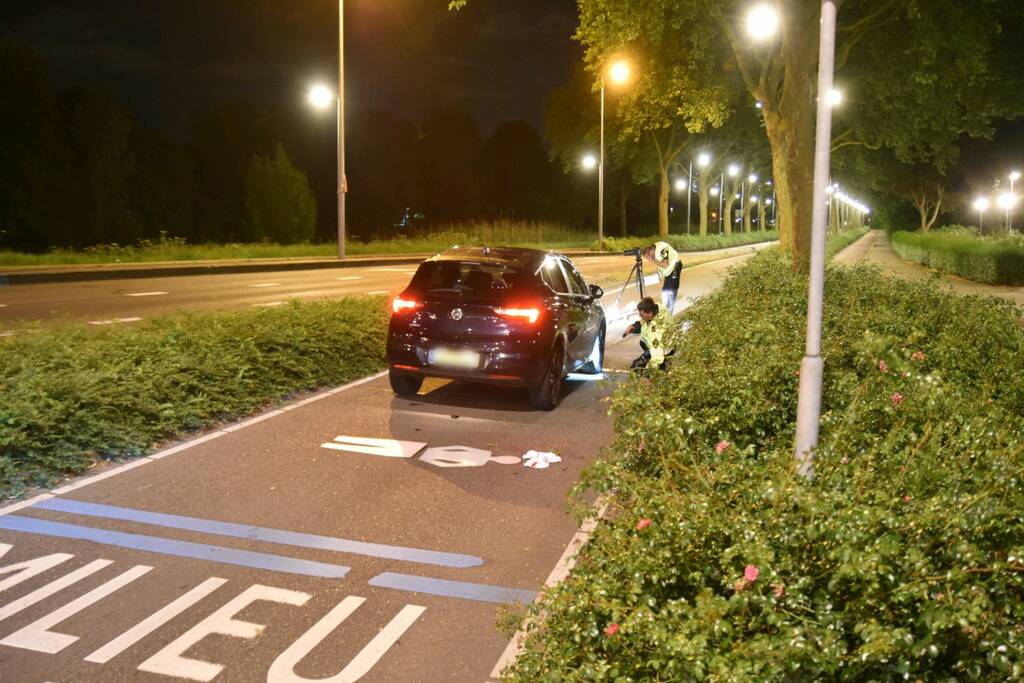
<box><xmin>612</xmin><ymin>252</ymin><xmax>647</xmax><ymax>315</ymax></box>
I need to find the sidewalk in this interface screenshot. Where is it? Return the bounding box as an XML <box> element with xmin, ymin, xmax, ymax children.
<box><xmin>0</xmin><ymin>241</ymin><xmax>777</xmax><ymax>286</ymax></box>
<box><xmin>834</xmin><ymin>230</ymin><xmax>1024</xmax><ymax>309</ymax></box>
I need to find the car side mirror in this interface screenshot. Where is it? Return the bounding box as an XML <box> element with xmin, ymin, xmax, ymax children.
<box><xmin>589</xmin><ymin>284</ymin><xmax>604</xmax><ymax>299</ymax></box>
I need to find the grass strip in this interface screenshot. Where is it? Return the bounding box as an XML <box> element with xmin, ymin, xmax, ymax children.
<box><xmin>599</xmin><ymin>230</ymin><xmax>779</xmax><ymax>254</ymax></box>
<box><xmin>890</xmin><ymin>226</ymin><xmax>1024</xmax><ymax>285</ymax></box>
<box><xmin>0</xmin><ymin>297</ymin><xmax>388</xmax><ymax>498</ymax></box>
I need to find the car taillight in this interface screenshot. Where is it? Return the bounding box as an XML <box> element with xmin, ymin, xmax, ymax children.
<box><xmin>392</xmin><ymin>296</ymin><xmax>421</xmax><ymax>314</ymax></box>
<box><xmin>496</xmin><ymin>306</ymin><xmax>542</xmax><ymax>324</ymax></box>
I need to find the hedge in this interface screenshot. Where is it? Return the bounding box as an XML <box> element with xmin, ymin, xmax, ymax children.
<box><xmin>504</xmin><ymin>251</ymin><xmax>1024</xmax><ymax>681</ymax></box>
<box><xmin>890</xmin><ymin>227</ymin><xmax>1024</xmax><ymax>285</ymax></box>
<box><xmin>600</xmin><ymin>230</ymin><xmax>779</xmax><ymax>254</ymax></box>
<box><xmin>0</xmin><ymin>297</ymin><xmax>389</xmax><ymax>498</ymax></box>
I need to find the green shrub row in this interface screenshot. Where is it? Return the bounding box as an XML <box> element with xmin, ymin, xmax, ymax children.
<box><xmin>599</xmin><ymin>230</ymin><xmax>779</xmax><ymax>254</ymax></box>
<box><xmin>505</xmin><ymin>252</ymin><xmax>1024</xmax><ymax>681</ymax></box>
<box><xmin>890</xmin><ymin>227</ymin><xmax>1024</xmax><ymax>285</ymax></box>
<box><xmin>0</xmin><ymin>298</ymin><xmax>389</xmax><ymax>498</ymax></box>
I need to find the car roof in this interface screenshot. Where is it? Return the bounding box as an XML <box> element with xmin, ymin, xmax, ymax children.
<box><xmin>426</xmin><ymin>246</ymin><xmax>565</xmax><ymax>270</ymax></box>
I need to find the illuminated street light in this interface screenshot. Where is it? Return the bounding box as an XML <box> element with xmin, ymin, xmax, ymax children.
<box><xmin>710</xmin><ymin>186</ymin><xmax>720</xmax><ymax>197</ymax></box>
<box><xmin>749</xmin><ymin>173</ymin><xmax>759</xmax><ymax>184</ymax></box>
<box><xmin>308</xmin><ymin>84</ymin><xmax>334</xmax><ymax>110</ymax></box>
<box><xmin>698</xmin><ymin>153</ymin><xmax>712</xmax><ymax>168</ymax></box>
<box><xmin>675</xmin><ymin>178</ymin><xmax>688</xmax><ymax>191</ymax></box>
<box><xmin>597</xmin><ymin>59</ymin><xmax>635</xmax><ymax>248</ymax></box>
<box><xmin>751</xmin><ymin>195</ymin><xmax>759</xmax><ymax>203</ymax></box>
<box><xmin>974</xmin><ymin>196</ymin><xmax>990</xmax><ymax>231</ymax></box>
<box><xmin>582</xmin><ymin>154</ymin><xmax>597</xmax><ymax>170</ymax></box>
<box><xmin>997</xmin><ymin>192</ymin><xmax>1017</xmax><ymax>210</ymax></box>
<box><xmin>826</xmin><ymin>89</ymin><xmax>843</xmax><ymax>107</ymax></box>
<box><xmin>746</xmin><ymin>4</ymin><xmax>780</xmax><ymax>41</ymax></box>
<box><xmin>728</xmin><ymin>164</ymin><xmax>741</xmax><ymax>178</ymax></box>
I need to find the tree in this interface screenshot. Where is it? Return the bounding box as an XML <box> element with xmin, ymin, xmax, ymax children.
<box><xmin>481</xmin><ymin>121</ymin><xmax>554</xmax><ymax>221</ymax></box>
<box><xmin>131</xmin><ymin>127</ymin><xmax>196</xmax><ymax>241</ymax></box>
<box><xmin>417</xmin><ymin>106</ymin><xmax>483</xmax><ymax>224</ymax></box>
<box><xmin>244</xmin><ymin>143</ymin><xmax>317</xmax><ymax>244</ymax></box>
<box><xmin>455</xmin><ymin>1</ymin><xmax>1024</xmax><ymax>268</ymax></box>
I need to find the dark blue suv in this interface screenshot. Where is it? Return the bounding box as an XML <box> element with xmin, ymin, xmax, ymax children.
<box><xmin>386</xmin><ymin>247</ymin><xmax>606</xmax><ymax>410</ymax></box>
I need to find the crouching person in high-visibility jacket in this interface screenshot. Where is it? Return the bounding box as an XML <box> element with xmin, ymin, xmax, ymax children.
<box><xmin>622</xmin><ymin>296</ymin><xmax>674</xmax><ymax>370</ymax></box>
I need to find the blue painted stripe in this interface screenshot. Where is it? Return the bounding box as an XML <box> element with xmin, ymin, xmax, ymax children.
<box><xmin>368</xmin><ymin>572</ymin><xmax>537</xmax><ymax>605</ymax></box>
<box><xmin>33</xmin><ymin>498</ymin><xmax>482</xmax><ymax>569</ymax></box>
<box><xmin>0</xmin><ymin>516</ymin><xmax>349</xmax><ymax>579</ymax></box>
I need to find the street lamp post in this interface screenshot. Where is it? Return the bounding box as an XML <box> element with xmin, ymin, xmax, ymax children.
<box><xmin>687</xmin><ymin>162</ymin><xmax>694</xmax><ymax>234</ymax></box>
<box><xmin>974</xmin><ymin>197</ymin><xmax>990</xmax><ymax>232</ymax></box>
<box><xmin>308</xmin><ymin>81</ymin><xmax>344</xmax><ymax>257</ymax></box>
<box><xmin>598</xmin><ymin>60</ymin><xmax>632</xmax><ymax>249</ymax></box>
<box><xmin>1010</xmin><ymin>171</ymin><xmax>1021</xmax><ymax>231</ymax></box>
<box><xmin>337</xmin><ymin>0</ymin><xmax>346</xmax><ymax>258</ymax></box>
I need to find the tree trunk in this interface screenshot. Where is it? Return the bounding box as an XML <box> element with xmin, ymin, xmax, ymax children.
<box><xmin>759</xmin><ymin>200</ymin><xmax>766</xmax><ymax>232</ymax></box>
<box><xmin>723</xmin><ymin>196</ymin><xmax>736</xmax><ymax>235</ymax></box>
<box><xmin>698</xmin><ymin>189</ymin><xmax>709</xmax><ymax>237</ymax></box>
<box><xmin>743</xmin><ymin>201</ymin><xmax>753</xmax><ymax>233</ymax></box>
<box><xmin>658</xmin><ymin>166</ymin><xmax>670</xmax><ymax>236</ymax></box>
<box><xmin>619</xmin><ymin>176</ymin><xmax>629</xmax><ymax>236</ymax></box>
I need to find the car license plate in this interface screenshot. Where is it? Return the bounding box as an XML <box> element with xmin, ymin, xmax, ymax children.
<box><xmin>428</xmin><ymin>348</ymin><xmax>480</xmax><ymax>370</ymax></box>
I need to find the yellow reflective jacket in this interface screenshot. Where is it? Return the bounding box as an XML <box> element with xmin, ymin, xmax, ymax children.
<box><xmin>640</xmin><ymin>308</ymin><xmax>672</xmax><ymax>366</ymax></box>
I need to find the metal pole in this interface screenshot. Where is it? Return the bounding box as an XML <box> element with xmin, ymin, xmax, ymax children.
<box><xmin>718</xmin><ymin>173</ymin><xmax>724</xmax><ymax>234</ymax></box>
<box><xmin>1011</xmin><ymin>177</ymin><xmax>1016</xmax><ymax>232</ymax></box>
<box><xmin>337</xmin><ymin>0</ymin><xmax>346</xmax><ymax>258</ymax></box>
<box><xmin>740</xmin><ymin>181</ymin><xmax>746</xmax><ymax>231</ymax></box>
<box><xmin>598</xmin><ymin>82</ymin><xmax>605</xmax><ymax>248</ymax></box>
<box><xmin>793</xmin><ymin>0</ymin><xmax>838</xmax><ymax>480</ymax></box>
<box><xmin>686</xmin><ymin>162</ymin><xmax>693</xmax><ymax>234</ymax></box>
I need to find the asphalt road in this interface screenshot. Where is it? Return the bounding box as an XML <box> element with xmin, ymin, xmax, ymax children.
<box><xmin>0</xmin><ymin>244</ymin><xmax>773</xmax><ymax>328</ymax></box>
<box><xmin>0</xmin><ymin>249</ymin><xmax>761</xmax><ymax>682</ymax></box>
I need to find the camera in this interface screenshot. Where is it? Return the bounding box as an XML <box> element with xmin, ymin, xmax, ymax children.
<box><xmin>622</xmin><ymin>247</ymin><xmax>641</xmax><ymax>257</ymax></box>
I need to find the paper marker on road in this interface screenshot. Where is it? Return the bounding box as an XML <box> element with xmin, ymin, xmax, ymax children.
<box><xmin>125</xmin><ymin>291</ymin><xmax>168</xmax><ymax>297</ymax></box>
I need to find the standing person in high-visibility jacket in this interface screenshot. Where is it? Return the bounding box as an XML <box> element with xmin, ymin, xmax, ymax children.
<box><xmin>622</xmin><ymin>297</ymin><xmax>674</xmax><ymax>370</ymax></box>
<box><xmin>642</xmin><ymin>241</ymin><xmax>682</xmax><ymax>314</ymax></box>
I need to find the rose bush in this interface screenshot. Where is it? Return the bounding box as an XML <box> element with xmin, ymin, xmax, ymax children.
<box><xmin>504</xmin><ymin>251</ymin><xmax>1024</xmax><ymax>681</ymax></box>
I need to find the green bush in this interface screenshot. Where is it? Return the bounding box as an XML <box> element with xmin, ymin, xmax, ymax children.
<box><xmin>505</xmin><ymin>252</ymin><xmax>1024</xmax><ymax>681</ymax></box>
<box><xmin>600</xmin><ymin>230</ymin><xmax>779</xmax><ymax>254</ymax></box>
<box><xmin>891</xmin><ymin>227</ymin><xmax>1024</xmax><ymax>285</ymax></box>
<box><xmin>0</xmin><ymin>297</ymin><xmax>389</xmax><ymax>498</ymax></box>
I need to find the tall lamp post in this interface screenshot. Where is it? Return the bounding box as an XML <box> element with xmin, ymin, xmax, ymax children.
<box><xmin>675</xmin><ymin>178</ymin><xmax>688</xmax><ymax>233</ymax></box>
<box><xmin>974</xmin><ymin>197</ymin><xmax>990</xmax><ymax>233</ymax></box>
<box><xmin>599</xmin><ymin>60</ymin><xmax>633</xmax><ymax>249</ymax></box>
<box><xmin>998</xmin><ymin>191</ymin><xmax>1018</xmax><ymax>232</ymax></box>
<box><xmin>1010</xmin><ymin>171</ymin><xmax>1021</xmax><ymax>231</ymax></box>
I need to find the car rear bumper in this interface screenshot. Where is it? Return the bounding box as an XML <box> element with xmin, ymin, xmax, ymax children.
<box><xmin>387</xmin><ymin>333</ymin><xmax>550</xmax><ymax>386</ymax></box>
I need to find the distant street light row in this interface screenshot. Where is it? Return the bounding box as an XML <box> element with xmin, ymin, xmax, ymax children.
<box><xmin>973</xmin><ymin>170</ymin><xmax>1020</xmax><ymax>231</ymax></box>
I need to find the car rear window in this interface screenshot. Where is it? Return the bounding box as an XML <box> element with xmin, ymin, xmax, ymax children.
<box><xmin>409</xmin><ymin>261</ymin><xmax>540</xmax><ymax>296</ymax></box>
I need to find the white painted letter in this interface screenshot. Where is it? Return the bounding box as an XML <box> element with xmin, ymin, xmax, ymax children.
<box><xmin>0</xmin><ymin>559</ymin><xmax>111</xmax><ymax>623</ymax></box>
<box><xmin>0</xmin><ymin>544</ymin><xmax>75</xmax><ymax>593</ymax></box>
<box><xmin>86</xmin><ymin>577</ymin><xmax>228</xmax><ymax>664</ymax></box>
<box><xmin>268</xmin><ymin>598</ymin><xmax>425</xmax><ymax>682</ymax></box>
<box><xmin>138</xmin><ymin>584</ymin><xmax>310</xmax><ymax>682</ymax></box>
<box><xmin>320</xmin><ymin>436</ymin><xmax>426</xmax><ymax>459</ymax></box>
<box><xmin>0</xmin><ymin>564</ymin><xmax>151</xmax><ymax>653</ymax></box>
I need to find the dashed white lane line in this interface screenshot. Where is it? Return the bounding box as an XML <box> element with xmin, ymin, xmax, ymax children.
<box><xmin>253</xmin><ymin>301</ymin><xmax>285</xmax><ymax>308</ymax></box>
<box><xmin>336</xmin><ymin>276</ymin><xmax>363</xmax><ymax>281</ymax></box>
<box><xmin>375</xmin><ymin>267</ymin><xmax>416</xmax><ymax>272</ymax></box>
<box><xmin>248</xmin><ymin>283</ymin><xmax>281</xmax><ymax>288</ymax></box>
<box><xmin>125</xmin><ymin>292</ymin><xmax>168</xmax><ymax>297</ymax></box>
<box><xmin>88</xmin><ymin>317</ymin><xmax>144</xmax><ymax>326</ymax></box>
<box><xmin>0</xmin><ymin>303</ymin><xmax>7</xmax><ymax>308</ymax></box>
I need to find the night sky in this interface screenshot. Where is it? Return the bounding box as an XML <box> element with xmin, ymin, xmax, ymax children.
<box><xmin>1</xmin><ymin>0</ymin><xmax>581</xmax><ymax>136</ymax></box>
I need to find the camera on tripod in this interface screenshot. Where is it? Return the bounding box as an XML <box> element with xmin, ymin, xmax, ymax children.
<box><xmin>622</xmin><ymin>247</ymin><xmax>642</xmax><ymax>257</ymax></box>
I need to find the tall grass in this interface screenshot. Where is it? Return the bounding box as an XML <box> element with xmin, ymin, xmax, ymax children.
<box><xmin>890</xmin><ymin>226</ymin><xmax>1024</xmax><ymax>285</ymax></box>
<box><xmin>0</xmin><ymin>297</ymin><xmax>389</xmax><ymax>498</ymax></box>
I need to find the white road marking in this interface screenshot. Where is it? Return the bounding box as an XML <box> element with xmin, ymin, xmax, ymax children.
<box><xmin>375</xmin><ymin>267</ymin><xmax>417</xmax><ymax>272</ymax></box>
<box><xmin>0</xmin><ymin>564</ymin><xmax>152</xmax><ymax>653</ymax></box>
<box><xmin>268</xmin><ymin>598</ymin><xmax>426</xmax><ymax>683</ymax></box>
<box><xmin>87</xmin><ymin>317</ymin><xmax>144</xmax><ymax>326</ymax></box>
<box><xmin>248</xmin><ymin>283</ymin><xmax>281</xmax><ymax>288</ymax></box>
<box><xmin>336</xmin><ymin>276</ymin><xmax>362</xmax><ymax>281</ymax></box>
<box><xmin>321</xmin><ymin>436</ymin><xmax>426</xmax><ymax>458</ymax></box>
<box><xmin>253</xmin><ymin>301</ymin><xmax>285</xmax><ymax>308</ymax></box>
<box><xmin>125</xmin><ymin>291</ymin><xmax>168</xmax><ymax>297</ymax></box>
<box><xmin>0</xmin><ymin>303</ymin><xmax>7</xmax><ymax>307</ymax></box>
<box><xmin>86</xmin><ymin>577</ymin><xmax>228</xmax><ymax>664</ymax></box>
<box><xmin>0</xmin><ymin>559</ymin><xmax>112</xmax><ymax>623</ymax></box>
<box><xmin>0</xmin><ymin>543</ymin><xmax>72</xmax><ymax>591</ymax></box>
<box><xmin>138</xmin><ymin>584</ymin><xmax>310</xmax><ymax>682</ymax></box>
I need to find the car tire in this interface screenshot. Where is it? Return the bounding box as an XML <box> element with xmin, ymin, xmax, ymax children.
<box><xmin>530</xmin><ymin>341</ymin><xmax>565</xmax><ymax>411</ymax></box>
<box><xmin>580</xmin><ymin>326</ymin><xmax>605</xmax><ymax>374</ymax></box>
<box><xmin>389</xmin><ymin>368</ymin><xmax>424</xmax><ymax>397</ymax></box>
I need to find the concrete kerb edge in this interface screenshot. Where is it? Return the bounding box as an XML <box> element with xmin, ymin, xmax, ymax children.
<box><xmin>0</xmin><ymin>370</ymin><xmax>388</xmax><ymax>514</ymax></box>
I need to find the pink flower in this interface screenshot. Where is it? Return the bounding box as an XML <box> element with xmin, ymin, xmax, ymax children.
<box><xmin>604</xmin><ymin>623</ymin><xmax>620</xmax><ymax>637</ymax></box>
<box><xmin>911</xmin><ymin>351</ymin><xmax>925</xmax><ymax>362</ymax></box>
<box><xmin>716</xmin><ymin>440</ymin><xmax>731</xmax><ymax>454</ymax></box>
<box><xmin>903</xmin><ymin>495</ymin><xmax>912</xmax><ymax>502</ymax></box>
<box><xmin>891</xmin><ymin>392</ymin><xmax>904</xmax><ymax>407</ymax></box>
<box><xmin>636</xmin><ymin>518</ymin><xmax>652</xmax><ymax>531</ymax></box>
<box><xmin>878</xmin><ymin>360</ymin><xmax>889</xmax><ymax>373</ymax></box>
<box><xmin>744</xmin><ymin>565</ymin><xmax>760</xmax><ymax>582</ymax></box>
